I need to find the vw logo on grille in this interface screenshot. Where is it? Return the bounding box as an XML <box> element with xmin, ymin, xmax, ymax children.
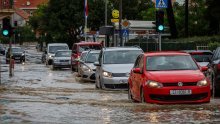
<box><xmin>178</xmin><ymin>82</ymin><xmax>183</xmax><ymax>87</ymax></box>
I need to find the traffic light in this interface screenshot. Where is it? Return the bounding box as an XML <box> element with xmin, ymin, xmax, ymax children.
<box><xmin>2</xmin><ymin>18</ymin><xmax>12</xmax><ymax>37</ymax></box>
<box><xmin>156</xmin><ymin>10</ymin><xmax>164</xmax><ymax>32</ymax></box>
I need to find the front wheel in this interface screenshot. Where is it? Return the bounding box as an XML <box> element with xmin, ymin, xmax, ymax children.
<box><xmin>128</xmin><ymin>85</ymin><xmax>136</xmax><ymax>102</ymax></box>
<box><xmin>140</xmin><ymin>87</ymin><xmax>146</xmax><ymax>103</ymax></box>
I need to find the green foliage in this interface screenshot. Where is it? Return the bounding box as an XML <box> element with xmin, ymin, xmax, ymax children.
<box><xmin>208</xmin><ymin>42</ymin><xmax>220</xmax><ymax>51</ymax></box>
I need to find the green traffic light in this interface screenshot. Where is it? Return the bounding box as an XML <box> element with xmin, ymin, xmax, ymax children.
<box><xmin>158</xmin><ymin>25</ymin><xmax>164</xmax><ymax>31</ymax></box>
<box><xmin>2</xmin><ymin>30</ymin><xmax>9</xmax><ymax>36</ymax></box>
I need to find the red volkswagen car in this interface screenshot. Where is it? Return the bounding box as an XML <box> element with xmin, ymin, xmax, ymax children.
<box><xmin>128</xmin><ymin>52</ymin><xmax>211</xmax><ymax>104</ymax></box>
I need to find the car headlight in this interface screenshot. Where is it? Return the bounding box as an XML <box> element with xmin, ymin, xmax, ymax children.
<box><xmin>146</xmin><ymin>80</ymin><xmax>163</xmax><ymax>88</ymax></box>
<box><xmin>197</xmin><ymin>79</ymin><xmax>208</xmax><ymax>86</ymax></box>
<box><xmin>82</xmin><ymin>65</ymin><xmax>92</xmax><ymax>72</ymax></box>
<box><xmin>22</xmin><ymin>53</ymin><xmax>25</xmax><ymax>56</ymax></box>
<box><xmin>103</xmin><ymin>71</ymin><xmax>112</xmax><ymax>78</ymax></box>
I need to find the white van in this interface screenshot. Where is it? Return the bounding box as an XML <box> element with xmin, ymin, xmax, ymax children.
<box><xmin>45</xmin><ymin>43</ymin><xmax>69</xmax><ymax>65</ymax></box>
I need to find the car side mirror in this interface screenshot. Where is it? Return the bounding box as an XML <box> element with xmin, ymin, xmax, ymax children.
<box><xmin>133</xmin><ymin>68</ymin><xmax>141</xmax><ymax>73</ymax></box>
<box><xmin>94</xmin><ymin>61</ymin><xmax>101</xmax><ymax>66</ymax></box>
<box><xmin>201</xmin><ymin>66</ymin><xmax>208</xmax><ymax>72</ymax></box>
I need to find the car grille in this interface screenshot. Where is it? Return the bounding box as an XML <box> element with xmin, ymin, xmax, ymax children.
<box><xmin>60</xmin><ymin>60</ymin><xmax>69</xmax><ymax>62</ymax></box>
<box><xmin>112</xmin><ymin>73</ymin><xmax>126</xmax><ymax>77</ymax></box>
<box><xmin>104</xmin><ymin>84</ymin><xmax>128</xmax><ymax>89</ymax></box>
<box><xmin>150</xmin><ymin>93</ymin><xmax>208</xmax><ymax>101</ymax></box>
<box><xmin>90</xmin><ymin>73</ymin><xmax>95</xmax><ymax>80</ymax></box>
<box><xmin>162</xmin><ymin>82</ymin><xmax>197</xmax><ymax>87</ymax></box>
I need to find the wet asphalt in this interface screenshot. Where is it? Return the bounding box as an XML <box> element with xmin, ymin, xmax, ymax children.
<box><xmin>0</xmin><ymin>45</ymin><xmax>220</xmax><ymax>123</ymax></box>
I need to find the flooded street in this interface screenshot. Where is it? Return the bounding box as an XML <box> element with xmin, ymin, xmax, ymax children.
<box><xmin>0</xmin><ymin>46</ymin><xmax>220</xmax><ymax>123</ymax></box>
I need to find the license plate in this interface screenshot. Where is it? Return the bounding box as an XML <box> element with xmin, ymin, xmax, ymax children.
<box><xmin>61</xmin><ymin>62</ymin><xmax>68</xmax><ymax>65</ymax></box>
<box><xmin>119</xmin><ymin>79</ymin><xmax>127</xmax><ymax>84</ymax></box>
<box><xmin>15</xmin><ymin>57</ymin><xmax>20</xmax><ymax>59</ymax></box>
<box><xmin>170</xmin><ymin>90</ymin><xmax>192</xmax><ymax>95</ymax></box>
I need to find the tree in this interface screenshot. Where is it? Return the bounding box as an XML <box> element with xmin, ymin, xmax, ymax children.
<box><xmin>29</xmin><ymin>0</ymin><xmax>110</xmax><ymax>46</ymax></box>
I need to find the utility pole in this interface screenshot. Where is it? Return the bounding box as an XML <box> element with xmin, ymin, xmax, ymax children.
<box><xmin>119</xmin><ymin>0</ymin><xmax>123</xmax><ymax>46</ymax></box>
<box><xmin>105</xmin><ymin>0</ymin><xmax>107</xmax><ymax>26</ymax></box>
<box><xmin>185</xmin><ymin>0</ymin><xmax>188</xmax><ymax>37</ymax></box>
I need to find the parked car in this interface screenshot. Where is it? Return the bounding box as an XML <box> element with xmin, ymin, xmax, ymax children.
<box><xmin>6</xmin><ymin>47</ymin><xmax>25</xmax><ymax>63</ymax></box>
<box><xmin>184</xmin><ymin>50</ymin><xmax>213</xmax><ymax>67</ymax></box>
<box><xmin>206</xmin><ymin>47</ymin><xmax>220</xmax><ymax>95</ymax></box>
<box><xmin>45</xmin><ymin>43</ymin><xmax>69</xmax><ymax>65</ymax></box>
<box><xmin>51</xmin><ymin>50</ymin><xmax>72</xmax><ymax>70</ymax></box>
<box><xmin>0</xmin><ymin>44</ymin><xmax>5</xmax><ymax>55</ymax></box>
<box><xmin>78</xmin><ymin>50</ymin><xmax>100</xmax><ymax>81</ymax></box>
<box><xmin>94</xmin><ymin>47</ymin><xmax>143</xmax><ymax>90</ymax></box>
<box><xmin>128</xmin><ymin>51</ymin><xmax>211</xmax><ymax>104</ymax></box>
<box><xmin>71</xmin><ymin>41</ymin><xmax>102</xmax><ymax>71</ymax></box>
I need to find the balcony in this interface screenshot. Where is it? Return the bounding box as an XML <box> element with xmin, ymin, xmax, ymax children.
<box><xmin>0</xmin><ymin>0</ymin><xmax>14</xmax><ymax>15</ymax></box>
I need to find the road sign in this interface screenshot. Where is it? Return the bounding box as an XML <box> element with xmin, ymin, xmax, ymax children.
<box><xmin>121</xmin><ymin>29</ymin><xmax>129</xmax><ymax>37</ymax></box>
<box><xmin>156</xmin><ymin>0</ymin><xmax>168</xmax><ymax>8</ymax></box>
<box><xmin>121</xmin><ymin>19</ymin><xmax>130</xmax><ymax>29</ymax></box>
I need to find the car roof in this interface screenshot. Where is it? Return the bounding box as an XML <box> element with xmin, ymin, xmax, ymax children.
<box><xmin>88</xmin><ymin>50</ymin><xmax>100</xmax><ymax>54</ymax></box>
<box><xmin>56</xmin><ymin>50</ymin><xmax>71</xmax><ymax>52</ymax></box>
<box><xmin>103</xmin><ymin>47</ymin><xmax>142</xmax><ymax>51</ymax></box>
<box><xmin>145</xmin><ymin>51</ymin><xmax>189</xmax><ymax>56</ymax></box>
<box><xmin>48</xmin><ymin>43</ymin><xmax>68</xmax><ymax>46</ymax></box>
<box><xmin>183</xmin><ymin>50</ymin><xmax>212</xmax><ymax>53</ymax></box>
<box><xmin>74</xmin><ymin>41</ymin><xmax>101</xmax><ymax>45</ymax></box>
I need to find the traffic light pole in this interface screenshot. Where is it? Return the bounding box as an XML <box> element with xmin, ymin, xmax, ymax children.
<box><xmin>159</xmin><ymin>33</ymin><xmax>161</xmax><ymax>51</ymax></box>
<box><xmin>9</xmin><ymin>36</ymin><xmax>13</xmax><ymax>77</ymax></box>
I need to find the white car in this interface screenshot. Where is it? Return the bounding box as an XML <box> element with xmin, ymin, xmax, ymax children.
<box><xmin>94</xmin><ymin>47</ymin><xmax>143</xmax><ymax>90</ymax></box>
<box><xmin>78</xmin><ymin>50</ymin><xmax>100</xmax><ymax>81</ymax></box>
<box><xmin>45</xmin><ymin>43</ymin><xmax>69</xmax><ymax>65</ymax></box>
<box><xmin>52</xmin><ymin>50</ymin><xmax>72</xmax><ymax>70</ymax></box>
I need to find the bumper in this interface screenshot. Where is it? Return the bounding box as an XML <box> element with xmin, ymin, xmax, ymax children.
<box><xmin>102</xmin><ymin>77</ymin><xmax>128</xmax><ymax>89</ymax></box>
<box><xmin>143</xmin><ymin>86</ymin><xmax>211</xmax><ymax>104</ymax></box>
<box><xmin>81</xmin><ymin>70</ymin><xmax>96</xmax><ymax>81</ymax></box>
<box><xmin>53</xmin><ymin>63</ymin><xmax>71</xmax><ymax>68</ymax></box>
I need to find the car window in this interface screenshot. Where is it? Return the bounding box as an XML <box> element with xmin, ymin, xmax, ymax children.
<box><xmin>191</xmin><ymin>54</ymin><xmax>212</xmax><ymax>62</ymax></box>
<box><xmin>79</xmin><ymin>45</ymin><xmax>101</xmax><ymax>52</ymax></box>
<box><xmin>103</xmin><ymin>50</ymin><xmax>142</xmax><ymax>64</ymax></box>
<box><xmin>49</xmin><ymin>46</ymin><xmax>69</xmax><ymax>54</ymax></box>
<box><xmin>146</xmin><ymin>55</ymin><xmax>199</xmax><ymax>71</ymax></box>
<box><xmin>55</xmin><ymin>51</ymin><xmax>71</xmax><ymax>57</ymax></box>
<box><xmin>212</xmin><ymin>48</ymin><xmax>220</xmax><ymax>61</ymax></box>
<box><xmin>12</xmin><ymin>48</ymin><xmax>23</xmax><ymax>53</ymax></box>
<box><xmin>80</xmin><ymin>52</ymin><xmax>88</xmax><ymax>61</ymax></box>
<box><xmin>133</xmin><ymin>55</ymin><xmax>142</xmax><ymax>68</ymax></box>
<box><xmin>85</xmin><ymin>53</ymin><xmax>99</xmax><ymax>63</ymax></box>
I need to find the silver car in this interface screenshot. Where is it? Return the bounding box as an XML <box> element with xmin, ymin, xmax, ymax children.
<box><xmin>94</xmin><ymin>47</ymin><xmax>143</xmax><ymax>90</ymax></box>
<box><xmin>78</xmin><ymin>50</ymin><xmax>100</xmax><ymax>81</ymax></box>
<box><xmin>52</xmin><ymin>50</ymin><xmax>72</xmax><ymax>70</ymax></box>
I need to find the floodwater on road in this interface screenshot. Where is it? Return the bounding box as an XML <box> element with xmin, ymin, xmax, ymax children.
<box><xmin>0</xmin><ymin>46</ymin><xmax>220</xmax><ymax>123</ymax></box>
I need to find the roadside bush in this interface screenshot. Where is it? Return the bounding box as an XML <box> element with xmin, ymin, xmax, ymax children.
<box><xmin>208</xmin><ymin>42</ymin><xmax>220</xmax><ymax>51</ymax></box>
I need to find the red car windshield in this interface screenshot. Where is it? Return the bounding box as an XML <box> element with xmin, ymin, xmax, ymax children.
<box><xmin>146</xmin><ymin>55</ymin><xmax>199</xmax><ymax>71</ymax></box>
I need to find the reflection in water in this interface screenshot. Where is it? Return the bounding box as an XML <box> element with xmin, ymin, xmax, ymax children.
<box><xmin>101</xmin><ymin>108</ymin><xmax>111</xmax><ymax>124</ymax></box>
<box><xmin>148</xmin><ymin>112</ymin><xmax>159</xmax><ymax>123</ymax></box>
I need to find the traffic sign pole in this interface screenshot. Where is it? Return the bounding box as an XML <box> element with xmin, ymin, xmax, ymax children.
<box><xmin>159</xmin><ymin>33</ymin><xmax>161</xmax><ymax>51</ymax></box>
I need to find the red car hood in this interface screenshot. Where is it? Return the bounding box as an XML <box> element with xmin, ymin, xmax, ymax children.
<box><xmin>147</xmin><ymin>70</ymin><xmax>205</xmax><ymax>83</ymax></box>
